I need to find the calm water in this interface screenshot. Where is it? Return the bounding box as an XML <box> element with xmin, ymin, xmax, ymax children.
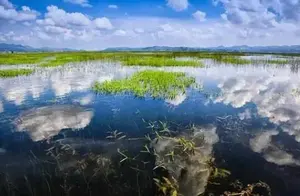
<box><xmin>1</xmin><ymin>59</ymin><xmax>300</xmax><ymax>195</ymax></box>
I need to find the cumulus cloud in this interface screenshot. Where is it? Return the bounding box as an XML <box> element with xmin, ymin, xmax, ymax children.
<box><xmin>44</xmin><ymin>5</ymin><xmax>91</xmax><ymax>26</ymax></box>
<box><xmin>94</xmin><ymin>17</ymin><xmax>113</xmax><ymax>30</ymax></box>
<box><xmin>0</xmin><ymin>5</ymin><xmax>39</xmax><ymax>21</ymax></box>
<box><xmin>108</xmin><ymin>4</ymin><xmax>118</xmax><ymax>9</ymax></box>
<box><xmin>215</xmin><ymin>0</ymin><xmax>300</xmax><ymax>28</ymax></box>
<box><xmin>166</xmin><ymin>0</ymin><xmax>188</xmax><ymax>11</ymax></box>
<box><xmin>193</xmin><ymin>10</ymin><xmax>206</xmax><ymax>22</ymax></box>
<box><xmin>63</xmin><ymin>0</ymin><xmax>92</xmax><ymax>8</ymax></box>
<box><xmin>113</xmin><ymin>29</ymin><xmax>127</xmax><ymax>36</ymax></box>
<box><xmin>0</xmin><ymin>0</ymin><xmax>13</xmax><ymax>9</ymax></box>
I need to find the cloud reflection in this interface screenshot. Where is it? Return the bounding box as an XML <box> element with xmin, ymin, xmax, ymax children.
<box><xmin>250</xmin><ymin>130</ymin><xmax>300</xmax><ymax>166</ymax></box>
<box><xmin>16</xmin><ymin>105</ymin><xmax>93</xmax><ymax>141</ymax></box>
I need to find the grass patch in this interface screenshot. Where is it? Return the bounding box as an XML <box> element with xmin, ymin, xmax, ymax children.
<box><xmin>256</xmin><ymin>59</ymin><xmax>289</xmax><ymax>64</ymax></box>
<box><xmin>1</xmin><ymin>51</ymin><xmax>296</xmax><ymax>67</ymax></box>
<box><xmin>212</xmin><ymin>56</ymin><xmax>251</xmax><ymax>65</ymax></box>
<box><xmin>92</xmin><ymin>70</ymin><xmax>195</xmax><ymax>99</ymax></box>
<box><xmin>121</xmin><ymin>56</ymin><xmax>202</xmax><ymax>67</ymax></box>
<box><xmin>0</xmin><ymin>53</ymin><xmax>51</xmax><ymax>65</ymax></box>
<box><xmin>0</xmin><ymin>69</ymin><xmax>34</xmax><ymax>77</ymax></box>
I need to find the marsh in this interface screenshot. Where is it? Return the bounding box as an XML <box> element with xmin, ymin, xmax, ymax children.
<box><xmin>0</xmin><ymin>52</ymin><xmax>300</xmax><ymax>195</ymax></box>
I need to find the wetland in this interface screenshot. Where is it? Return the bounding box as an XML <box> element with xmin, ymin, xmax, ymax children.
<box><xmin>0</xmin><ymin>51</ymin><xmax>300</xmax><ymax>196</ymax></box>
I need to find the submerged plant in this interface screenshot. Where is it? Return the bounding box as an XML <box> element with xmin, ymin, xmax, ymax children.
<box><xmin>154</xmin><ymin>177</ymin><xmax>179</xmax><ymax>196</ymax></box>
<box><xmin>92</xmin><ymin>70</ymin><xmax>196</xmax><ymax>99</ymax></box>
<box><xmin>223</xmin><ymin>181</ymin><xmax>271</xmax><ymax>196</ymax></box>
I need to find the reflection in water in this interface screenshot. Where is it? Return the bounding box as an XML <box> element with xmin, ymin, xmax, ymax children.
<box><xmin>165</xmin><ymin>93</ymin><xmax>187</xmax><ymax>106</ymax></box>
<box><xmin>238</xmin><ymin>108</ymin><xmax>252</xmax><ymax>120</ymax></box>
<box><xmin>214</xmin><ymin>71</ymin><xmax>300</xmax><ymax>142</ymax></box>
<box><xmin>16</xmin><ymin>105</ymin><xmax>94</xmax><ymax>141</ymax></box>
<box><xmin>1</xmin><ymin>59</ymin><xmax>300</xmax><ymax>195</ymax></box>
<box><xmin>153</xmin><ymin>125</ymin><xmax>218</xmax><ymax>196</ymax></box>
<box><xmin>250</xmin><ymin>130</ymin><xmax>300</xmax><ymax>166</ymax></box>
<box><xmin>73</xmin><ymin>94</ymin><xmax>94</xmax><ymax>106</ymax></box>
<box><xmin>0</xmin><ymin>100</ymin><xmax>3</xmax><ymax>113</ymax></box>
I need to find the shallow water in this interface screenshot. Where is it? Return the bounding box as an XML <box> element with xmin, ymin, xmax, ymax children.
<box><xmin>1</xmin><ymin>59</ymin><xmax>300</xmax><ymax>195</ymax></box>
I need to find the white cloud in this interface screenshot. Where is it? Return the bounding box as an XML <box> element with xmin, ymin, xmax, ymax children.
<box><xmin>45</xmin><ymin>5</ymin><xmax>91</xmax><ymax>26</ymax></box>
<box><xmin>193</xmin><ymin>10</ymin><xmax>206</xmax><ymax>22</ymax></box>
<box><xmin>134</xmin><ymin>28</ymin><xmax>144</xmax><ymax>33</ymax></box>
<box><xmin>108</xmin><ymin>4</ymin><xmax>118</xmax><ymax>9</ymax></box>
<box><xmin>0</xmin><ymin>0</ymin><xmax>13</xmax><ymax>9</ymax></box>
<box><xmin>160</xmin><ymin>23</ymin><xmax>174</xmax><ymax>32</ymax></box>
<box><xmin>166</xmin><ymin>0</ymin><xmax>188</xmax><ymax>11</ymax></box>
<box><xmin>215</xmin><ymin>0</ymin><xmax>300</xmax><ymax>28</ymax></box>
<box><xmin>0</xmin><ymin>5</ymin><xmax>39</xmax><ymax>21</ymax></box>
<box><xmin>64</xmin><ymin>0</ymin><xmax>92</xmax><ymax>8</ymax></box>
<box><xmin>94</xmin><ymin>17</ymin><xmax>113</xmax><ymax>30</ymax></box>
<box><xmin>113</xmin><ymin>29</ymin><xmax>127</xmax><ymax>36</ymax></box>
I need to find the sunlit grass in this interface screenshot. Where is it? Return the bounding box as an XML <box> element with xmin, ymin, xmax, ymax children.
<box><xmin>120</xmin><ymin>56</ymin><xmax>203</xmax><ymax>67</ymax></box>
<box><xmin>257</xmin><ymin>59</ymin><xmax>289</xmax><ymax>64</ymax></box>
<box><xmin>0</xmin><ymin>69</ymin><xmax>34</xmax><ymax>77</ymax></box>
<box><xmin>92</xmin><ymin>70</ymin><xmax>195</xmax><ymax>99</ymax></box>
<box><xmin>0</xmin><ymin>53</ymin><xmax>51</xmax><ymax>65</ymax></box>
<box><xmin>1</xmin><ymin>51</ymin><xmax>297</xmax><ymax>67</ymax></box>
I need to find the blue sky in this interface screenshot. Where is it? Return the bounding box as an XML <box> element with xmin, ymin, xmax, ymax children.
<box><xmin>1</xmin><ymin>0</ymin><xmax>300</xmax><ymax>50</ymax></box>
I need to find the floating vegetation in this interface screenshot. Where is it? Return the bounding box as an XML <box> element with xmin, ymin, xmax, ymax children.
<box><xmin>0</xmin><ymin>68</ymin><xmax>34</xmax><ymax>77</ymax></box>
<box><xmin>121</xmin><ymin>56</ymin><xmax>202</xmax><ymax>67</ymax></box>
<box><xmin>92</xmin><ymin>70</ymin><xmax>196</xmax><ymax>99</ymax></box>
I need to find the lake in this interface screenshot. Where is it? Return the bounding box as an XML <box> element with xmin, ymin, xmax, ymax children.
<box><xmin>0</xmin><ymin>58</ymin><xmax>300</xmax><ymax>196</ymax></box>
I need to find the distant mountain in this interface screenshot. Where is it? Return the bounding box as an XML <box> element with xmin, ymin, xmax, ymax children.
<box><xmin>0</xmin><ymin>43</ymin><xmax>75</xmax><ymax>52</ymax></box>
<box><xmin>104</xmin><ymin>45</ymin><xmax>300</xmax><ymax>53</ymax></box>
<box><xmin>2</xmin><ymin>43</ymin><xmax>300</xmax><ymax>53</ymax></box>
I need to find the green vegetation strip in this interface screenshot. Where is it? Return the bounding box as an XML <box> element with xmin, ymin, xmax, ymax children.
<box><xmin>0</xmin><ymin>69</ymin><xmax>34</xmax><ymax>78</ymax></box>
<box><xmin>0</xmin><ymin>53</ymin><xmax>51</xmax><ymax>65</ymax></box>
<box><xmin>121</xmin><ymin>56</ymin><xmax>202</xmax><ymax>67</ymax></box>
<box><xmin>92</xmin><ymin>70</ymin><xmax>195</xmax><ymax>99</ymax></box>
<box><xmin>1</xmin><ymin>51</ymin><xmax>295</xmax><ymax>67</ymax></box>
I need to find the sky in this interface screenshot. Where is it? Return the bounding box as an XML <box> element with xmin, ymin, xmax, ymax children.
<box><xmin>0</xmin><ymin>0</ymin><xmax>300</xmax><ymax>50</ymax></box>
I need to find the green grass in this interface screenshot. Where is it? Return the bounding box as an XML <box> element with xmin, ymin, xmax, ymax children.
<box><xmin>1</xmin><ymin>51</ymin><xmax>297</xmax><ymax>67</ymax></box>
<box><xmin>92</xmin><ymin>70</ymin><xmax>195</xmax><ymax>99</ymax></box>
<box><xmin>212</xmin><ymin>56</ymin><xmax>251</xmax><ymax>65</ymax></box>
<box><xmin>0</xmin><ymin>53</ymin><xmax>51</xmax><ymax>65</ymax></box>
<box><xmin>256</xmin><ymin>59</ymin><xmax>289</xmax><ymax>64</ymax></box>
<box><xmin>120</xmin><ymin>56</ymin><xmax>202</xmax><ymax>67</ymax></box>
<box><xmin>0</xmin><ymin>69</ymin><xmax>34</xmax><ymax>77</ymax></box>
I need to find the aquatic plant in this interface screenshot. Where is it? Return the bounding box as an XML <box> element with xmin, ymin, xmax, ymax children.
<box><xmin>0</xmin><ymin>53</ymin><xmax>50</xmax><ymax>65</ymax></box>
<box><xmin>154</xmin><ymin>177</ymin><xmax>178</xmax><ymax>196</ymax></box>
<box><xmin>121</xmin><ymin>56</ymin><xmax>202</xmax><ymax>67</ymax></box>
<box><xmin>256</xmin><ymin>59</ymin><xmax>289</xmax><ymax>65</ymax></box>
<box><xmin>92</xmin><ymin>70</ymin><xmax>196</xmax><ymax>99</ymax></box>
<box><xmin>0</xmin><ymin>69</ymin><xmax>34</xmax><ymax>77</ymax></box>
<box><xmin>223</xmin><ymin>180</ymin><xmax>271</xmax><ymax>196</ymax></box>
<box><xmin>213</xmin><ymin>56</ymin><xmax>251</xmax><ymax>65</ymax></box>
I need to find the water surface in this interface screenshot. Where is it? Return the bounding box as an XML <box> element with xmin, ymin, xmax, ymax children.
<box><xmin>1</xmin><ymin>59</ymin><xmax>300</xmax><ymax>195</ymax></box>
